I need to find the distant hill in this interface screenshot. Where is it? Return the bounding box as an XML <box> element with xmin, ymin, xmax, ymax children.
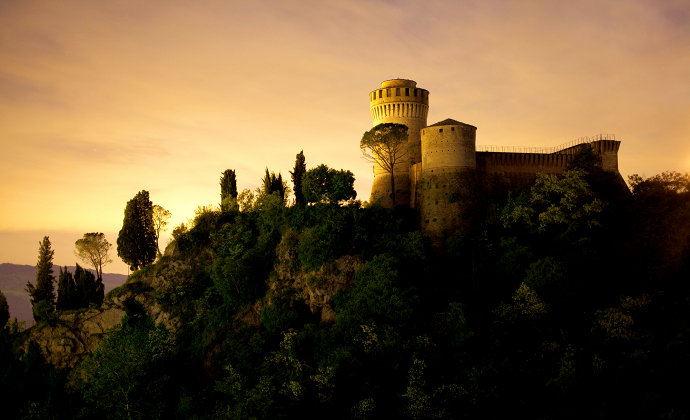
<box><xmin>0</xmin><ymin>263</ymin><xmax>127</xmax><ymax>326</ymax></box>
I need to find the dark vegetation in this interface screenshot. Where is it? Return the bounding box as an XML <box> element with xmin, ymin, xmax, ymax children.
<box><xmin>1</xmin><ymin>151</ymin><xmax>689</xmax><ymax>419</ymax></box>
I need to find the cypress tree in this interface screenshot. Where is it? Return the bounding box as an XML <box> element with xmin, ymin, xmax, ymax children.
<box><xmin>262</xmin><ymin>168</ymin><xmax>287</xmax><ymax>203</ymax></box>
<box><xmin>117</xmin><ymin>190</ymin><xmax>157</xmax><ymax>271</ymax></box>
<box><xmin>56</xmin><ymin>266</ymin><xmax>77</xmax><ymax>310</ymax></box>
<box><xmin>26</xmin><ymin>236</ymin><xmax>56</xmax><ymax>322</ymax></box>
<box><xmin>220</xmin><ymin>169</ymin><xmax>238</xmax><ymax>201</ymax></box>
<box><xmin>74</xmin><ymin>264</ymin><xmax>97</xmax><ymax>308</ymax></box>
<box><xmin>0</xmin><ymin>289</ymin><xmax>8</xmax><ymax>330</ymax></box>
<box><xmin>220</xmin><ymin>169</ymin><xmax>238</xmax><ymax>212</ymax></box>
<box><xmin>291</xmin><ymin>150</ymin><xmax>307</xmax><ymax>206</ymax></box>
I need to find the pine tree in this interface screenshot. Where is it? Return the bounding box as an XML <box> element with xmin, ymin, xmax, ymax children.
<box><xmin>290</xmin><ymin>150</ymin><xmax>307</xmax><ymax>206</ymax></box>
<box><xmin>117</xmin><ymin>190</ymin><xmax>157</xmax><ymax>271</ymax></box>
<box><xmin>26</xmin><ymin>236</ymin><xmax>56</xmax><ymax>322</ymax></box>
<box><xmin>75</xmin><ymin>232</ymin><xmax>113</xmax><ymax>280</ymax></box>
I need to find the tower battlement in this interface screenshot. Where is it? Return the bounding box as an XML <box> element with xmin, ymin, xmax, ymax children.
<box><xmin>367</xmin><ymin>79</ymin><xmax>429</xmax><ymax>207</ymax></box>
<box><xmin>364</xmin><ymin>78</ymin><xmax>624</xmax><ymax>241</ymax></box>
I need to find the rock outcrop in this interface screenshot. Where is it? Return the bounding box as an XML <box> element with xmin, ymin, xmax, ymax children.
<box><xmin>22</xmin><ymin>303</ymin><xmax>125</xmax><ymax>368</ymax></box>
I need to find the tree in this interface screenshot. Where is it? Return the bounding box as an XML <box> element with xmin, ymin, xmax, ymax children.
<box><xmin>261</xmin><ymin>168</ymin><xmax>289</xmax><ymax>204</ymax></box>
<box><xmin>26</xmin><ymin>236</ymin><xmax>55</xmax><ymax>322</ymax></box>
<box><xmin>290</xmin><ymin>151</ymin><xmax>307</xmax><ymax>206</ymax></box>
<box><xmin>117</xmin><ymin>190</ymin><xmax>157</xmax><ymax>271</ymax></box>
<box><xmin>74</xmin><ymin>263</ymin><xmax>103</xmax><ymax>307</ymax></box>
<box><xmin>56</xmin><ymin>265</ymin><xmax>103</xmax><ymax>310</ymax></box>
<box><xmin>220</xmin><ymin>169</ymin><xmax>238</xmax><ymax>211</ymax></box>
<box><xmin>501</xmin><ymin>169</ymin><xmax>605</xmax><ymax>238</ymax></box>
<box><xmin>56</xmin><ymin>267</ymin><xmax>77</xmax><ymax>310</ymax></box>
<box><xmin>302</xmin><ymin>164</ymin><xmax>356</xmax><ymax>204</ymax></box>
<box><xmin>77</xmin><ymin>313</ymin><xmax>175</xmax><ymax>419</ymax></box>
<box><xmin>152</xmin><ymin>205</ymin><xmax>172</xmax><ymax>257</ymax></box>
<box><xmin>75</xmin><ymin>232</ymin><xmax>112</xmax><ymax>280</ymax></box>
<box><xmin>360</xmin><ymin>123</ymin><xmax>409</xmax><ymax>206</ymax></box>
<box><xmin>0</xmin><ymin>289</ymin><xmax>8</xmax><ymax>330</ymax></box>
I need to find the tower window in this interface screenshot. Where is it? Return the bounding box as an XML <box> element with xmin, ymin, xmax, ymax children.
<box><xmin>378</xmin><ymin>90</ymin><xmax>382</xmax><ymax>98</ymax></box>
<box><xmin>414</xmin><ymin>89</ymin><xmax>418</xmax><ymax>96</ymax></box>
<box><xmin>386</xmin><ymin>88</ymin><xmax>391</xmax><ymax>97</ymax></box>
<box><xmin>439</xmin><ymin>128</ymin><xmax>443</xmax><ymax>133</ymax></box>
<box><xmin>405</xmin><ymin>88</ymin><xmax>409</xmax><ymax>96</ymax></box>
<box><xmin>396</xmin><ymin>88</ymin><xmax>400</xmax><ymax>96</ymax></box>
<box><xmin>451</xmin><ymin>127</ymin><xmax>455</xmax><ymax>131</ymax></box>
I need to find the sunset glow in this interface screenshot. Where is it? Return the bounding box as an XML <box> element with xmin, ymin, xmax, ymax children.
<box><xmin>1</xmin><ymin>0</ymin><xmax>689</xmax><ymax>273</ymax></box>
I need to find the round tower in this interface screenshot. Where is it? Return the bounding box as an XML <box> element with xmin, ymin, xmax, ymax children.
<box><xmin>368</xmin><ymin>79</ymin><xmax>429</xmax><ymax>206</ymax></box>
<box><xmin>418</xmin><ymin>119</ymin><xmax>477</xmax><ymax>240</ymax></box>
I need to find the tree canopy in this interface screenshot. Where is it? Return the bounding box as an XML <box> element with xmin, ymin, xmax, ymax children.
<box><xmin>301</xmin><ymin>164</ymin><xmax>356</xmax><ymax>204</ymax></box>
<box><xmin>26</xmin><ymin>236</ymin><xmax>55</xmax><ymax>322</ymax></box>
<box><xmin>152</xmin><ymin>205</ymin><xmax>172</xmax><ymax>257</ymax></box>
<box><xmin>75</xmin><ymin>232</ymin><xmax>112</xmax><ymax>280</ymax></box>
<box><xmin>0</xmin><ymin>289</ymin><xmax>8</xmax><ymax>330</ymax></box>
<box><xmin>360</xmin><ymin>123</ymin><xmax>408</xmax><ymax>205</ymax></box>
<box><xmin>290</xmin><ymin>151</ymin><xmax>307</xmax><ymax>207</ymax></box>
<box><xmin>220</xmin><ymin>169</ymin><xmax>238</xmax><ymax>212</ymax></box>
<box><xmin>117</xmin><ymin>190</ymin><xmax>157</xmax><ymax>271</ymax></box>
<box><xmin>261</xmin><ymin>168</ymin><xmax>289</xmax><ymax>204</ymax></box>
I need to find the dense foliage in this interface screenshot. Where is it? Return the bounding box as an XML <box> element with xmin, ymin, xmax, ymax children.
<box><xmin>25</xmin><ymin>236</ymin><xmax>56</xmax><ymax>323</ymax></box>
<box><xmin>302</xmin><ymin>164</ymin><xmax>356</xmax><ymax>204</ymax></box>
<box><xmin>220</xmin><ymin>169</ymin><xmax>239</xmax><ymax>212</ymax></box>
<box><xmin>361</xmin><ymin>123</ymin><xmax>409</xmax><ymax>205</ymax></box>
<box><xmin>74</xmin><ymin>232</ymin><xmax>113</xmax><ymax>280</ymax></box>
<box><xmin>2</xmin><ymin>167</ymin><xmax>690</xmax><ymax>419</ymax></box>
<box><xmin>117</xmin><ymin>190</ymin><xmax>157</xmax><ymax>270</ymax></box>
<box><xmin>290</xmin><ymin>151</ymin><xmax>307</xmax><ymax>207</ymax></box>
<box><xmin>56</xmin><ymin>264</ymin><xmax>104</xmax><ymax>310</ymax></box>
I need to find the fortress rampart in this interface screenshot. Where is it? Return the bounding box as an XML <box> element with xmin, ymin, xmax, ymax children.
<box><xmin>365</xmin><ymin>79</ymin><xmax>623</xmax><ymax>241</ymax></box>
<box><xmin>368</xmin><ymin>79</ymin><xmax>429</xmax><ymax>207</ymax></box>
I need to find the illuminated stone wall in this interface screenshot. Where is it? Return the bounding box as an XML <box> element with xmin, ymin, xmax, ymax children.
<box><xmin>364</xmin><ymin>79</ymin><xmax>623</xmax><ymax>243</ymax></box>
<box><xmin>418</xmin><ymin>120</ymin><xmax>477</xmax><ymax>240</ymax></box>
<box><xmin>368</xmin><ymin>79</ymin><xmax>429</xmax><ymax>206</ymax></box>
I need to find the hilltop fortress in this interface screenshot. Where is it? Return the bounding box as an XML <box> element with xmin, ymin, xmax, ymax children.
<box><xmin>366</xmin><ymin>78</ymin><xmax>622</xmax><ymax>239</ymax></box>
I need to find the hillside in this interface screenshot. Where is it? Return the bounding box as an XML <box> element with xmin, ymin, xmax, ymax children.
<box><xmin>0</xmin><ymin>263</ymin><xmax>127</xmax><ymax>325</ymax></box>
<box><xmin>1</xmin><ymin>169</ymin><xmax>689</xmax><ymax>419</ymax></box>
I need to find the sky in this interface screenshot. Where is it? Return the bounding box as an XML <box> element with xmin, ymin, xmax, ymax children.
<box><xmin>1</xmin><ymin>0</ymin><xmax>689</xmax><ymax>274</ymax></box>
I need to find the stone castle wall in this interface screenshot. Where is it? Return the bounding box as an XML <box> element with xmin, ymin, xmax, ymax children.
<box><xmin>418</xmin><ymin>120</ymin><xmax>478</xmax><ymax>239</ymax></box>
<box><xmin>368</xmin><ymin>79</ymin><xmax>429</xmax><ymax>206</ymax></box>
<box><xmin>365</xmin><ymin>78</ymin><xmax>623</xmax><ymax>242</ymax></box>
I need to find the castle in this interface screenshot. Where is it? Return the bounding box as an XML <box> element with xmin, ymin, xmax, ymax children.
<box><xmin>367</xmin><ymin>78</ymin><xmax>622</xmax><ymax>239</ymax></box>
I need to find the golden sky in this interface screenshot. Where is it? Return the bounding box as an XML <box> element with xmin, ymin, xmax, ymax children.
<box><xmin>1</xmin><ymin>0</ymin><xmax>689</xmax><ymax>274</ymax></box>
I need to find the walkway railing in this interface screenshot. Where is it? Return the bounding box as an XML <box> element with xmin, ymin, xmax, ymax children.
<box><xmin>477</xmin><ymin>133</ymin><xmax>616</xmax><ymax>155</ymax></box>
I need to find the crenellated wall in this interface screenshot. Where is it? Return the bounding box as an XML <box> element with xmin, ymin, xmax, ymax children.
<box><xmin>364</xmin><ymin>79</ymin><xmax>624</xmax><ymax>243</ymax></box>
<box><xmin>476</xmin><ymin>139</ymin><xmax>622</xmax><ymax>189</ymax></box>
<box><xmin>368</xmin><ymin>79</ymin><xmax>429</xmax><ymax>206</ymax></box>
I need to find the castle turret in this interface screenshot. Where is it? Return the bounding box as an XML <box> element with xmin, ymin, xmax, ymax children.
<box><xmin>368</xmin><ymin>79</ymin><xmax>429</xmax><ymax>206</ymax></box>
<box><xmin>418</xmin><ymin>119</ymin><xmax>477</xmax><ymax>240</ymax></box>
